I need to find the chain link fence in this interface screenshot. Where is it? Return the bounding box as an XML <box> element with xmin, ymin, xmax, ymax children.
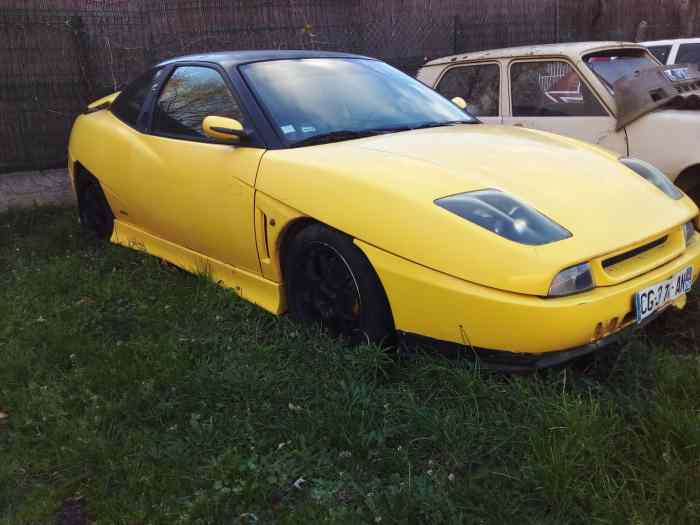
<box><xmin>1</xmin><ymin>0</ymin><xmax>698</xmax><ymax>173</ymax></box>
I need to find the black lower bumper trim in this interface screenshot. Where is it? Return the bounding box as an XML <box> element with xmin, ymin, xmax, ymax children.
<box><xmin>398</xmin><ymin>308</ymin><xmax>664</xmax><ymax>372</ymax></box>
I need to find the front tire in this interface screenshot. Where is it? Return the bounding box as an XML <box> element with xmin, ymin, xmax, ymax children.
<box><xmin>686</xmin><ymin>185</ymin><xmax>700</xmax><ymax>207</ymax></box>
<box><xmin>77</xmin><ymin>175</ymin><xmax>114</xmax><ymax>241</ymax></box>
<box><xmin>676</xmin><ymin>173</ymin><xmax>700</xmax><ymax>207</ymax></box>
<box><xmin>284</xmin><ymin>224</ymin><xmax>395</xmax><ymax>346</ymax></box>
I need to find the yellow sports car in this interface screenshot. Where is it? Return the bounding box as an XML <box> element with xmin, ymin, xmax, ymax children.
<box><xmin>68</xmin><ymin>50</ymin><xmax>700</xmax><ymax>369</ymax></box>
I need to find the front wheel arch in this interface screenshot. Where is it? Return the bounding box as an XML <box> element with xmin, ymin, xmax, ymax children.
<box><xmin>278</xmin><ymin>217</ymin><xmax>319</xmax><ymax>283</ymax></box>
<box><xmin>675</xmin><ymin>164</ymin><xmax>700</xmax><ymax>204</ymax></box>
<box><xmin>281</xmin><ymin>221</ymin><xmax>396</xmax><ymax>346</ymax></box>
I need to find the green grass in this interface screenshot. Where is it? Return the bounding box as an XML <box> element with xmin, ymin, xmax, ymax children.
<box><xmin>1</xmin><ymin>207</ymin><xmax>700</xmax><ymax>524</ymax></box>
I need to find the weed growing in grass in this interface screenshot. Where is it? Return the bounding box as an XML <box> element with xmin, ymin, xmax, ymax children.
<box><xmin>1</xmin><ymin>207</ymin><xmax>699</xmax><ymax>524</ymax></box>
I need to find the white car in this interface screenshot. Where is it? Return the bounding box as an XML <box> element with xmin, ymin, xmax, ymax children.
<box><xmin>417</xmin><ymin>41</ymin><xmax>700</xmax><ymax>203</ymax></box>
<box><xmin>644</xmin><ymin>38</ymin><xmax>700</xmax><ymax>66</ymax></box>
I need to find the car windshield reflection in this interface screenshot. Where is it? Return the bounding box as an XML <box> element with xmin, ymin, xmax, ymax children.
<box><xmin>239</xmin><ymin>58</ymin><xmax>477</xmax><ymax>146</ymax></box>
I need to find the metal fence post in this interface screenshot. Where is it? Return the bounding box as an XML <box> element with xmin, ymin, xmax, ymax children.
<box><xmin>453</xmin><ymin>14</ymin><xmax>459</xmax><ymax>54</ymax></box>
<box><xmin>140</xmin><ymin>2</ymin><xmax>157</xmax><ymax>66</ymax></box>
<box><xmin>68</xmin><ymin>15</ymin><xmax>93</xmax><ymax>104</ymax></box>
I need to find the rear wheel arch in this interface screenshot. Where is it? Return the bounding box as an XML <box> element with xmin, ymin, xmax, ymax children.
<box><xmin>73</xmin><ymin>161</ymin><xmax>108</xmax><ymax>199</ymax></box>
<box><xmin>73</xmin><ymin>161</ymin><xmax>92</xmax><ymax>193</ymax></box>
<box><xmin>73</xmin><ymin>162</ymin><xmax>114</xmax><ymax>240</ymax></box>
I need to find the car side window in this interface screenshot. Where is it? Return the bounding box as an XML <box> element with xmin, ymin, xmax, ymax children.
<box><xmin>647</xmin><ymin>45</ymin><xmax>672</xmax><ymax>64</ymax></box>
<box><xmin>676</xmin><ymin>43</ymin><xmax>700</xmax><ymax>66</ymax></box>
<box><xmin>510</xmin><ymin>61</ymin><xmax>607</xmax><ymax>117</ymax></box>
<box><xmin>111</xmin><ymin>68</ymin><xmax>163</xmax><ymax>128</ymax></box>
<box><xmin>152</xmin><ymin>66</ymin><xmax>244</xmax><ymax>139</ymax></box>
<box><xmin>435</xmin><ymin>64</ymin><xmax>500</xmax><ymax>117</ymax></box>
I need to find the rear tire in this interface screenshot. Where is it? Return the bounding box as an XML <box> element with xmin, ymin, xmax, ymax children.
<box><xmin>77</xmin><ymin>175</ymin><xmax>114</xmax><ymax>241</ymax></box>
<box><xmin>284</xmin><ymin>223</ymin><xmax>395</xmax><ymax>346</ymax></box>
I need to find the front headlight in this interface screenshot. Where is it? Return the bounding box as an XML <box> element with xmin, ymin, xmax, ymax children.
<box><xmin>549</xmin><ymin>263</ymin><xmax>594</xmax><ymax>297</ymax></box>
<box><xmin>435</xmin><ymin>189</ymin><xmax>571</xmax><ymax>245</ymax></box>
<box><xmin>620</xmin><ymin>158</ymin><xmax>683</xmax><ymax>200</ymax></box>
<box><xmin>684</xmin><ymin>220</ymin><xmax>697</xmax><ymax>246</ymax></box>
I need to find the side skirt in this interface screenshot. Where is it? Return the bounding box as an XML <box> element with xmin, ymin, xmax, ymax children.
<box><xmin>111</xmin><ymin>220</ymin><xmax>285</xmax><ymax>315</ymax></box>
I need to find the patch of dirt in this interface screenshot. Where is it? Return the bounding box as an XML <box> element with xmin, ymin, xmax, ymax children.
<box><xmin>0</xmin><ymin>169</ymin><xmax>74</xmax><ymax>213</ymax></box>
<box><xmin>54</xmin><ymin>497</ymin><xmax>91</xmax><ymax>525</ymax></box>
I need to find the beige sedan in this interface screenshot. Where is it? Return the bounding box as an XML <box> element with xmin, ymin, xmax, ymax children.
<box><xmin>418</xmin><ymin>41</ymin><xmax>700</xmax><ymax>203</ymax></box>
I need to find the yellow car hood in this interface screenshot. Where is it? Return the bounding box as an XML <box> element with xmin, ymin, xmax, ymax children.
<box><xmin>257</xmin><ymin>124</ymin><xmax>696</xmax><ymax>295</ymax></box>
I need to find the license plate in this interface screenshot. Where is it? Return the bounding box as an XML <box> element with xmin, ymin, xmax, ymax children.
<box><xmin>635</xmin><ymin>266</ymin><xmax>693</xmax><ymax>323</ymax></box>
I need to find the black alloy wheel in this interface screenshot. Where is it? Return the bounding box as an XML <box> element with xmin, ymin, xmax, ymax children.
<box><xmin>285</xmin><ymin>224</ymin><xmax>394</xmax><ymax>346</ymax></box>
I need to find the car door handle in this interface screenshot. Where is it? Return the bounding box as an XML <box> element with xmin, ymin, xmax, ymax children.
<box><xmin>513</xmin><ymin>123</ymin><xmax>526</xmax><ymax>127</ymax></box>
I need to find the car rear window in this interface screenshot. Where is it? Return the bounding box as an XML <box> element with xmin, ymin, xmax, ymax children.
<box><xmin>676</xmin><ymin>43</ymin><xmax>700</xmax><ymax>66</ymax></box>
<box><xmin>584</xmin><ymin>50</ymin><xmax>658</xmax><ymax>90</ymax></box>
<box><xmin>647</xmin><ymin>45</ymin><xmax>672</xmax><ymax>64</ymax></box>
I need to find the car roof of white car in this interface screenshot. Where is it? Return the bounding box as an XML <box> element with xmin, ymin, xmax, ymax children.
<box><xmin>643</xmin><ymin>38</ymin><xmax>700</xmax><ymax>46</ymax></box>
<box><xmin>422</xmin><ymin>41</ymin><xmax>647</xmax><ymax>67</ymax></box>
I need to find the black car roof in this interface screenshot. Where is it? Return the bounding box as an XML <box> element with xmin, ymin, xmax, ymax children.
<box><xmin>156</xmin><ymin>50</ymin><xmax>372</xmax><ymax>68</ymax></box>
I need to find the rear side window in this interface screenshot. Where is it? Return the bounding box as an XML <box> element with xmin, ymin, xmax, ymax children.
<box><xmin>152</xmin><ymin>66</ymin><xmax>244</xmax><ymax>140</ymax></box>
<box><xmin>676</xmin><ymin>43</ymin><xmax>700</xmax><ymax>66</ymax></box>
<box><xmin>510</xmin><ymin>61</ymin><xmax>607</xmax><ymax>117</ymax></box>
<box><xmin>647</xmin><ymin>45</ymin><xmax>672</xmax><ymax>64</ymax></box>
<box><xmin>111</xmin><ymin>68</ymin><xmax>162</xmax><ymax>128</ymax></box>
<box><xmin>435</xmin><ymin>64</ymin><xmax>500</xmax><ymax>117</ymax></box>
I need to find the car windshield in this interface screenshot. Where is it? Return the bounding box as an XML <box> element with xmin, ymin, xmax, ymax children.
<box><xmin>584</xmin><ymin>50</ymin><xmax>659</xmax><ymax>91</ymax></box>
<box><xmin>239</xmin><ymin>58</ymin><xmax>477</xmax><ymax>147</ymax></box>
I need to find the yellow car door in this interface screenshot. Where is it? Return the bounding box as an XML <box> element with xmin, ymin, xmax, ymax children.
<box><xmin>125</xmin><ymin>65</ymin><xmax>264</xmax><ymax>275</ymax></box>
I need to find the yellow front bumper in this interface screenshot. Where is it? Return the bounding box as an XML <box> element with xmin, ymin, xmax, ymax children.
<box><xmin>358</xmin><ymin>237</ymin><xmax>700</xmax><ymax>355</ymax></box>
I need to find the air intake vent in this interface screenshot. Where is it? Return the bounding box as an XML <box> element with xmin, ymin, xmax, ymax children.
<box><xmin>602</xmin><ymin>236</ymin><xmax>667</xmax><ymax>269</ymax></box>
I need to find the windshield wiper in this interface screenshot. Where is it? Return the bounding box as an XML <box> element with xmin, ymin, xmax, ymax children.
<box><xmin>290</xmin><ymin>120</ymin><xmax>477</xmax><ymax>147</ymax></box>
<box><xmin>368</xmin><ymin>120</ymin><xmax>478</xmax><ymax>134</ymax></box>
<box><xmin>290</xmin><ymin>129</ymin><xmax>383</xmax><ymax>147</ymax></box>
<box><xmin>411</xmin><ymin>120</ymin><xmax>477</xmax><ymax>129</ymax></box>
